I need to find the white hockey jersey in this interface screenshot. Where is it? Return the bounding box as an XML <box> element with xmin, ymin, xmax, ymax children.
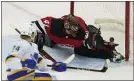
<box><xmin>5</xmin><ymin>39</ymin><xmax>54</xmax><ymax>80</ymax></box>
<box><xmin>5</xmin><ymin>39</ymin><xmax>53</xmax><ymax>71</ymax></box>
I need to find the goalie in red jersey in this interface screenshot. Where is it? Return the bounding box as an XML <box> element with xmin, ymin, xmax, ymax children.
<box><xmin>32</xmin><ymin>14</ymin><xmax>88</xmax><ymax>50</ymax></box>
<box><xmin>31</xmin><ymin>14</ymin><xmax>124</xmax><ymax>63</ymax></box>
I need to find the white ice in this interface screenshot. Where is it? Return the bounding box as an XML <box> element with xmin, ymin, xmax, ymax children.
<box><xmin>2</xmin><ymin>2</ymin><xmax>133</xmax><ymax>80</ymax></box>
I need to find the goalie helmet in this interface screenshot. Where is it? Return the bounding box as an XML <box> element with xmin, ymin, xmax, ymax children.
<box><xmin>64</xmin><ymin>17</ymin><xmax>79</xmax><ymax>37</ymax></box>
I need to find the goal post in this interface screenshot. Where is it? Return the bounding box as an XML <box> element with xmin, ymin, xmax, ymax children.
<box><xmin>70</xmin><ymin>1</ymin><xmax>74</xmax><ymax>15</ymax></box>
<box><xmin>125</xmin><ymin>1</ymin><xmax>130</xmax><ymax>61</ymax></box>
<box><xmin>70</xmin><ymin>1</ymin><xmax>131</xmax><ymax>61</ymax></box>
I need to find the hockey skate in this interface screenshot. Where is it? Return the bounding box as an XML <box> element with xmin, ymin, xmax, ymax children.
<box><xmin>105</xmin><ymin>37</ymin><xmax>125</xmax><ymax>63</ymax></box>
<box><xmin>110</xmin><ymin>50</ymin><xmax>125</xmax><ymax>63</ymax></box>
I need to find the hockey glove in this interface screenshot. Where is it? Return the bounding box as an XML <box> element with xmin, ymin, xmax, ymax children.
<box><xmin>21</xmin><ymin>53</ymin><xmax>38</xmax><ymax>69</ymax></box>
<box><xmin>21</xmin><ymin>59</ymin><xmax>36</xmax><ymax>69</ymax></box>
<box><xmin>52</xmin><ymin>62</ymin><xmax>67</xmax><ymax>72</ymax></box>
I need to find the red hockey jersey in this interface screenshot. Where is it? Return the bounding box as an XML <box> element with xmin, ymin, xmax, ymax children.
<box><xmin>40</xmin><ymin>15</ymin><xmax>88</xmax><ymax>48</ymax></box>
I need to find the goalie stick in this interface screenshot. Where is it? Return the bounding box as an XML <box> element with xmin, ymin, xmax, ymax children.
<box><xmin>47</xmin><ymin>59</ymin><xmax>109</xmax><ymax>72</ymax></box>
<box><xmin>66</xmin><ymin>59</ymin><xmax>109</xmax><ymax>72</ymax></box>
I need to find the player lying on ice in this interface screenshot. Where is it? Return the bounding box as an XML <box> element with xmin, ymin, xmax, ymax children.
<box><xmin>5</xmin><ymin>24</ymin><xmax>67</xmax><ymax>81</ymax></box>
<box><xmin>31</xmin><ymin>14</ymin><xmax>124</xmax><ymax>63</ymax></box>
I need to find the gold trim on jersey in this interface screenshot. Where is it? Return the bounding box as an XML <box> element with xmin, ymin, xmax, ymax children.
<box><xmin>15</xmin><ymin>71</ymin><xmax>34</xmax><ymax>80</ymax></box>
<box><xmin>7</xmin><ymin>68</ymin><xmax>35</xmax><ymax>80</ymax></box>
<box><xmin>21</xmin><ymin>58</ymin><xmax>26</xmax><ymax>61</ymax></box>
<box><xmin>32</xmin><ymin>77</ymin><xmax>52</xmax><ymax>80</ymax></box>
<box><xmin>5</xmin><ymin>54</ymin><xmax>18</xmax><ymax>63</ymax></box>
<box><xmin>7</xmin><ymin>68</ymin><xmax>28</xmax><ymax>76</ymax></box>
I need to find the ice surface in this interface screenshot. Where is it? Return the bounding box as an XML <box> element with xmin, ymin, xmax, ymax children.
<box><xmin>2</xmin><ymin>31</ymin><xmax>133</xmax><ymax>80</ymax></box>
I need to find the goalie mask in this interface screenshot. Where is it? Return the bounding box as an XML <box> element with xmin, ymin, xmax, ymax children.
<box><xmin>64</xmin><ymin>20</ymin><xmax>79</xmax><ymax>37</ymax></box>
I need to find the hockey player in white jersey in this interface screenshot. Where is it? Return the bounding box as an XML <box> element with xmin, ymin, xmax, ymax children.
<box><xmin>5</xmin><ymin>23</ymin><xmax>67</xmax><ymax>80</ymax></box>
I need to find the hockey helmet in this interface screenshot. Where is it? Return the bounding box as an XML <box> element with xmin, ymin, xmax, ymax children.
<box><xmin>20</xmin><ymin>23</ymin><xmax>37</xmax><ymax>37</ymax></box>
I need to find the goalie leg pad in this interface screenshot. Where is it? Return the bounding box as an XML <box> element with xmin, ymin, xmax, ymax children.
<box><xmin>32</xmin><ymin>73</ymin><xmax>52</xmax><ymax>80</ymax></box>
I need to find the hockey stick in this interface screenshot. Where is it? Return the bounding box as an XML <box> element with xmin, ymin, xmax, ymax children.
<box><xmin>31</xmin><ymin>53</ymin><xmax>75</xmax><ymax>68</ymax></box>
<box><xmin>10</xmin><ymin>24</ymin><xmax>21</xmax><ymax>34</ymax></box>
<box><xmin>39</xmin><ymin>49</ymin><xmax>56</xmax><ymax>62</ymax></box>
<box><xmin>63</xmin><ymin>54</ymin><xmax>75</xmax><ymax>64</ymax></box>
<box><xmin>6</xmin><ymin>54</ymin><xmax>75</xmax><ymax>72</ymax></box>
<box><xmin>66</xmin><ymin>59</ymin><xmax>109</xmax><ymax>72</ymax></box>
<box><xmin>47</xmin><ymin>59</ymin><xmax>109</xmax><ymax>72</ymax></box>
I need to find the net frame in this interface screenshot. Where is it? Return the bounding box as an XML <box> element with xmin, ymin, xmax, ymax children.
<box><xmin>70</xmin><ymin>1</ymin><xmax>131</xmax><ymax>61</ymax></box>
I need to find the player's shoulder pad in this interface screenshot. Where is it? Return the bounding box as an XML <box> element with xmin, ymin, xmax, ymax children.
<box><xmin>22</xmin><ymin>40</ymin><xmax>33</xmax><ymax>49</ymax></box>
<box><xmin>31</xmin><ymin>42</ymin><xmax>38</xmax><ymax>48</ymax></box>
<box><xmin>13</xmin><ymin>40</ymin><xmax>32</xmax><ymax>50</ymax></box>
